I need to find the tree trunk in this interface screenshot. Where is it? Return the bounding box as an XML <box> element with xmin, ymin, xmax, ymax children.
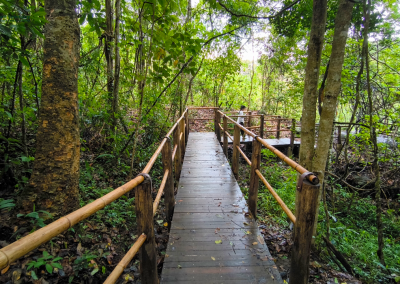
<box><xmin>112</xmin><ymin>0</ymin><xmax>121</xmax><ymax>129</ymax></box>
<box><xmin>363</xmin><ymin>0</ymin><xmax>385</xmax><ymax>266</ymax></box>
<box><xmin>310</xmin><ymin>0</ymin><xmax>354</xmax><ymax>236</ymax></box>
<box><xmin>105</xmin><ymin>0</ymin><xmax>114</xmax><ymax>125</ymax></box>
<box><xmin>21</xmin><ymin>0</ymin><xmax>80</xmax><ymax>216</ymax></box>
<box><xmin>298</xmin><ymin>0</ymin><xmax>327</xmax><ymax>171</ymax></box>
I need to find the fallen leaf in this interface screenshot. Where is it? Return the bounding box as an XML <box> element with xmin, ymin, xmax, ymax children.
<box><xmin>257</xmin><ymin>235</ymin><xmax>265</xmax><ymax>244</ymax></box>
<box><xmin>77</xmin><ymin>243</ymin><xmax>84</xmax><ymax>255</ymax></box>
<box><xmin>1</xmin><ymin>265</ymin><xmax>10</xmax><ymax>275</ymax></box>
<box><xmin>211</xmin><ymin>257</ymin><xmax>215</xmax><ymax>261</ymax></box>
<box><xmin>163</xmin><ymin>222</ymin><xmax>168</xmax><ymax>227</ymax></box>
<box><xmin>245</xmin><ymin>231</ymin><xmax>251</xmax><ymax>235</ymax></box>
<box><xmin>178</xmin><ymin>265</ymin><xmax>182</xmax><ymax>269</ymax></box>
<box><xmin>215</xmin><ymin>240</ymin><xmax>222</xmax><ymax>244</ymax></box>
<box><xmin>243</xmin><ymin>222</ymin><xmax>249</xmax><ymax>226</ymax></box>
<box><xmin>253</xmin><ymin>242</ymin><xmax>258</xmax><ymax>245</ymax></box>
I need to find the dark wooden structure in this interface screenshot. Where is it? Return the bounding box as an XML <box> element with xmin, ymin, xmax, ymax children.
<box><xmin>161</xmin><ymin>133</ymin><xmax>282</xmax><ymax>283</ymax></box>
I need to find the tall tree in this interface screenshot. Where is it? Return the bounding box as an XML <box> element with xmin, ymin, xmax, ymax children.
<box><xmin>310</xmin><ymin>0</ymin><xmax>355</xmax><ymax>234</ymax></box>
<box><xmin>19</xmin><ymin>0</ymin><xmax>81</xmax><ymax>216</ymax></box>
<box><xmin>298</xmin><ymin>0</ymin><xmax>328</xmax><ymax>171</ymax></box>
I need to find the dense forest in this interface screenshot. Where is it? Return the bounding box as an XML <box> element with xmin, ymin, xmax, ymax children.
<box><xmin>0</xmin><ymin>0</ymin><xmax>399</xmax><ymax>283</ymax></box>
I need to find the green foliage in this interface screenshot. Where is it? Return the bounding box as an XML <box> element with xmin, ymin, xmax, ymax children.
<box><xmin>68</xmin><ymin>253</ymin><xmax>98</xmax><ymax>283</ymax></box>
<box><xmin>317</xmin><ymin>184</ymin><xmax>400</xmax><ymax>283</ymax></box>
<box><xmin>257</xmin><ymin>149</ymin><xmax>297</xmax><ymax>225</ymax></box>
<box><xmin>0</xmin><ymin>198</ymin><xmax>15</xmax><ymax>210</ymax></box>
<box><xmin>17</xmin><ymin>206</ymin><xmax>52</xmax><ymax>231</ymax></box>
<box><xmin>27</xmin><ymin>251</ymin><xmax>63</xmax><ymax>279</ymax></box>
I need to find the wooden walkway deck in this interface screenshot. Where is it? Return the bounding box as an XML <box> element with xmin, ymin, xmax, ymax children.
<box><xmin>161</xmin><ymin>132</ymin><xmax>283</xmax><ymax>284</ymax></box>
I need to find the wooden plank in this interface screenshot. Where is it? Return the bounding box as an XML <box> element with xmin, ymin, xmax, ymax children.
<box><xmin>161</xmin><ymin>132</ymin><xmax>282</xmax><ymax>284</ymax></box>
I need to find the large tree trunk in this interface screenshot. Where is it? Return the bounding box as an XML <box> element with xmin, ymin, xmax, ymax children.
<box><xmin>310</xmin><ymin>0</ymin><xmax>354</xmax><ymax>235</ymax></box>
<box><xmin>20</xmin><ymin>0</ymin><xmax>80</xmax><ymax>216</ymax></box>
<box><xmin>298</xmin><ymin>0</ymin><xmax>327</xmax><ymax>171</ymax></box>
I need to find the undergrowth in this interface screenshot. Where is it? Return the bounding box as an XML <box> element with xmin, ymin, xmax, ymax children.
<box><xmin>239</xmin><ymin>148</ymin><xmax>400</xmax><ymax>283</ymax></box>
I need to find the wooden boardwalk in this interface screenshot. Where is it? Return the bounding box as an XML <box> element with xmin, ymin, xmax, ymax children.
<box><xmin>161</xmin><ymin>132</ymin><xmax>283</xmax><ymax>284</ymax></box>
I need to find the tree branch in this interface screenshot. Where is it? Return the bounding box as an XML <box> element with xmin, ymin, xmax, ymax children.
<box><xmin>141</xmin><ymin>24</ymin><xmax>246</xmax><ymax>120</ymax></box>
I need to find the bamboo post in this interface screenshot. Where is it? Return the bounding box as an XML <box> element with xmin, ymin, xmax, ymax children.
<box><xmin>173</xmin><ymin>123</ymin><xmax>181</xmax><ymax>181</ymax></box>
<box><xmin>223</xmin><ymin>115</ymin><xmax>228</xmax><ymax>157</ymax></box>
<box><xmin>248</xmin><ymin>138</ymin><xmax>261</xmax><ymax>219</ymax></box>
<box><xmin>276</xmin><ymin>116</ymin><xmax>281</xmax><ymax>139</ymax></box>
<box><xmin>288</xmin><ymin>118</ymin><xmax>295</xmax><ymax>157</ymax></box>
<box><xmin>214</xmin><ymin>109</ymin><xmax>217</xmax><ymax>136</ymax></box>
<box><xmin>337</xmin><ymin>125</ymin><xmax>342</xmax><ymax>152</ymax></box>
<box><xmin>216</xmin><ymin>110</ymin><xmax>221</xmax><ymax>142</ymax></box>
<box><xmin>135</xmin><ymin>174</ymin><xmax>158</xmax><ymax>284</ymax></box>
<box><xmin>248</xmin><ymin>112</ymin><xmax>252</xmax><ymax>128</ymax></box>
<box><xmin>232</xmin><ymin>124</ymin><xmax>240</xmax><ymax>179</ymax></box>
<box><xmin>185</xmin><ymin>110</ymin><xmax>189</xmax><ymax>144</ymax></box>
<box><xmin>162</xmin><ymin>140</ymin><xmax>175</xmax><ymax>226</ymax></box>
<box><xmin>290</xmin><ymin>177</ymin><xmax>320</xmax><ymax>284</ymax></box>
<box><xmin>260</xmin><ymin>114</ymin><xmax>264</xmax><ymax>139</ymax></box>
<box><xmin>180</xmin><ymin>118</ymin><xmax>185</xmax><ymax>161</ymax></box>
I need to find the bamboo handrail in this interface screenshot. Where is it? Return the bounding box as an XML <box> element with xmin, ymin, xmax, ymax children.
<box><xmin>234</xmin><ymin>147</ymin><xmax>295</xmax><ymax>223</ymax></box>
<box><xmin>188</xmin><ymin>118</ymin><xmax>214</xmax><ymax>120</ymax></box>
<box><xmin>225</xmin><ymin>131</ymin><xmax>233</xmax><ymax>141</ymax></box>
<box><xmin>104</xmin><ymin>234</ymin><xmax>147</xmax><ymax>284</ymax></box>
<box><xmin>255</xmin><ymin>136</ymin><xmax>318</xmax><ymax>184</ymax></box>
<box><xmin>264</xmin><ymin>129</ymin><xmax>292</xmax><ymax>133</ymax></box>
<box><xmin>236</xmin><ymin>145</ymin><xmax>251</xmax><ymax>166</ymax></box>
<box><xmin>153</xmin><ymin>169</ymin><xmax>169</xmax><ymax>215</ymax></box>
<box><xmin>0</xmin><ymin>110</ymin><xmax>190</xmax><ymax>270</ymax></box>
<box><xmin>218</xmin><ymin>123</ymin><xmax>223</xmax><ymax>130</ymax></box>
<box><xmin>228</xmin><ymin>126</ymin><xmax>259</xmax><ymax>130</ymax></box>
<box><xmin>187</xmin><ymin>107</ymin><xmax>219</xmax><ymax>109</ymax></box>
<box><xmin>222</xmin><ymin>113</ymin><xmax>256</xmax><ymax>138</ymax></box>
<box><xmin>219</xmin><ymin>110</ymin><xmax>318</xmax><ymax>184</ymax></box>
<box><xmin>0</xmin><ymin>175</ymin><xmax>145</xmax><ymax>269</ymax></box>
<box><xmin>255</xmin><ymin>170</ymin><xmax>296</xmax><ymax>223</ymax></box>
<box><xmin>229</xmin><ymin>115</ymin><xmax>262</xmax><ymax>117</ymax></box>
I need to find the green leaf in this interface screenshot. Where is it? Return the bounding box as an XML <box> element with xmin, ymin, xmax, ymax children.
<box><xmin>91</xmin><ymin>268</ymin><xmax>99</xmax><ymax>275</ymax></box>
<box><xmin>68</xmin><ymin>276</ymin><xmax>74</xmax><ymax>283</ymax></box>
<box><xmin>27</xmin><ymin>263</ymin><xmax>34</xmax><ymax>270</ymax></box>
<box><xmin>51</xmin><ymin>263</ymin><xmax>63</xmax><ymax>269</ymax></box>
<box><xmin>34</xmin><ymin>260</ymin><xmax>45</xmax><ymax>268</ymax></box>
<box><xmin>19</xmin><ymin>55</ymin><xmax>30</xmax><ymax>67</ymax></box>
<box><xmin>0</xmin><ymin>24</ymin><xmax>12</xmax><ymax>37</ymax></box>
<box><xmin>26</xmin><ymin>212</ymin><xmax>39</xmax><ymax>219</ymax></box>
<box><xmin>45</xmin><ymin>263</ymin><xmax>53</xmax><ymax>273</ymax></box>
<box><xmin>52</xmin><ymin>257</ymin><xmax>63</xmax><ymax>262</ymax></box>
<box><xmin>42</xmin><ymin>251</ymin><xmax>51</xmax><ymax>259</ymax></box>
<box><xmin>31</xmin><ymin>270</ymin><xmax>38</xmax><ymax>280</ymax></box>
<box><xmin>215</xmin><ymin>240</ymin><xmax>222</xmax><ymax>244</ymax></box>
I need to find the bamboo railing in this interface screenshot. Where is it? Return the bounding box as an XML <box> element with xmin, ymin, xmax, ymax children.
<box><xmin>0</xmin><ymin>109</ymin><xmax>195</xmax><ymax>284</ymax></box>
<box><xmin>217</xmin><ymin>110</ymin><xmax>320</xmax><ymax>284</ymax></box>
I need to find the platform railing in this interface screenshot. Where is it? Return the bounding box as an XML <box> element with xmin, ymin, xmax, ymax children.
<box><xmin>218</xmin><ymin>109</ymin><xmax>320</xmax><ymax>284</ymax></box>
<box><xmin>0</xmin><ymin>109</ymin><xmax>195</xmax><ymax>284</ymax></box>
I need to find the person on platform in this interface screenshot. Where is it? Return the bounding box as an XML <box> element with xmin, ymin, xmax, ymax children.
<box><xmin>237</xmin><ymin>105</ymin><xmax>246</xmax><ymax>140</ymax></box>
